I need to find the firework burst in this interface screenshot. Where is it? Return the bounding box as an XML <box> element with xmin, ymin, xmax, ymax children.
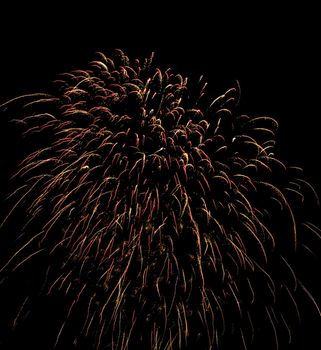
<box><xmin>0</xmin><ymin>49</ymin><xmax>320</xmax><ymax>349</ymax></box>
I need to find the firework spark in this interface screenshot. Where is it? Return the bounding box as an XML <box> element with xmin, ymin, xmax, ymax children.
<box><xmin>0</xmin><ymin>49</ymin><xmax>320</xmax><ymax>349</ymax></box>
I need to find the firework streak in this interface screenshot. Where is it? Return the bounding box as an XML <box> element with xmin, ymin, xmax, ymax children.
<box><xmin>0</xmin><ymin>49</ymin><xmax>320</xmax><ymax>349</ymax></box>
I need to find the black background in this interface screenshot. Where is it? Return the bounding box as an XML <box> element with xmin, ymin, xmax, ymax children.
<box><xmin>0</xmin><ymin>3</ymin><xmax>320</xmax><ymax>349</ymax></box>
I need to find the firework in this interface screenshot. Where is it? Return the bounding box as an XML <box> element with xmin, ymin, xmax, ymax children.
<box><xmin>0</xmin><ymin>49</ymin><xmax>320</xmax><ymax>349</ymax></box>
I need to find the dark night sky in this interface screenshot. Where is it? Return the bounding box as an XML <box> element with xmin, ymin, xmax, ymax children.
<box><xmin>0</xmin><ymin>4</ymin><xmax>320</xmax><ymax>349</ymax></box>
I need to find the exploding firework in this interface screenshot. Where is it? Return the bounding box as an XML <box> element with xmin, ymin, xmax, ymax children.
<box><xmin>0</xmin><ymin>49</ymin><xmax>320</xmax><ymax>349</ymax></box>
